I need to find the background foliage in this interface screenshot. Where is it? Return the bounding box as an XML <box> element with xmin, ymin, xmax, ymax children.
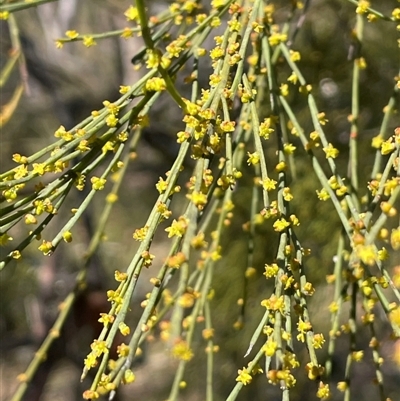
<box><xmin>0</xmin><ymin>1</ymin><xmax>399</xmax><ymax>401</ymax></box>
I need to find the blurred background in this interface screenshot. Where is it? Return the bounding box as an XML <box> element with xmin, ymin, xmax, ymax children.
<box><xmin>1</xmin><ymin>0</ymin><xmax>399</xmax><ymax>400</ymax></box>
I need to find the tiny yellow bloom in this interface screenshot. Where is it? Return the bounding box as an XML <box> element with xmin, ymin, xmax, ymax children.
<box><xmin>83</xmin><ymin>36</ymin><xmax>96</xmax><ymax>47</ymax></box>
<box><xmin>323</xmin><ymin>143</ymin><xmax>339</xmax><ymax>158</ymax></box>
<box><xmin>236</xmin><ymin>368</ymin><xmax>252</xmax><ymax>385</ymax></box>
<box><xmin>247</xmin><ymin>152</ymin><xmax>260</xmax><ymax>165</ymax></box>
<box><xmin>124</xmin><ymin>6</ymin><xmax>139</xmax><ymax>21</ymax></box>
<box><xmin>65</xmin><ymin>30</ymin><xmax>79</xmax><ymax>39</ymax></box>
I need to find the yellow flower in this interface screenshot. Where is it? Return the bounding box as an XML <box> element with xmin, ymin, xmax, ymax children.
<box><xmin>236</xmin><ymin>368</ymin><xmax>252</xmax><ymax>385</ymax></box>
<box><xmin>211</xmin><ymin>0</ymin><xmax>226</xmax><ymax>9</ymax></box>
<box><xmin>247</xmin><ymin>152</ymin><xmax>260</xmax><ymax>165</ymax></box>
<box><xmin>288</xmin><ymin>72</ymin><xmax>298</xmax><ymax>84</ymax></box>
<box><xmin>91</xmin><ymin>177</ymin><xmax>107</xmax><ymax>190</ymax></box>
<box><xmin>262</xmin><ymin>177</ymin><xmax>277</xmax><ymax>191</ymax></box>
<box><xmin>0</xmin><ymin>11</ymin><xmax>10</xmax><ymax>20</ymax></box>
<box><xmin>32</xmin><ymin>163</ymin><xmax>46</xmax><ymax>176</ymax></box>
<box><xmin>268</xmin><ymin>32</ymin><xmax>287</xmax><ymax>46</ymax></box>
<box><xmin>355</xmin><ymin>244</ymin><xmax>377</xmax><ymax>266</ymax></box>
<box><xmin>124</xmin><ymin>6</ymin><xmax>139</xmax><ymax>21</ymax></box>
<box><xmin>65</xmin><ymin>30</ymin><xmax>79</xmax><ymax>39</ymax></box>
<box><xmin>165</xmin><ymin>216</ymin><xmax>189</xmax><ymax>238</ymax></box>
<box><xmin>280</xmin><ymin>83</ymin><xmax>289</xmax><ymax>96</ymax></box>
<box><xmin>83</xmin><ymin>390</ymin><xmax>99</xmax><ymax>400</ymax></box>
<box><xmin>381</xmin><ymin>139</ymin><xmax>395</xmax><ymax>155</ymax></box>
<box><xmin>0</xmin><ymin>233</ymin><xmax>13</xmax><ymax>246</ymax></box>
<box><xmin>90</xmin><ymin>340</ymin><xmax>109</xmax><ymax>356</ymax></box>
<box><xmin>24</xmin><ymin>214</ymin><xmax>37</xmax><ymax>225</ymax></box>
<box><xmin>114</xmin><ymin>270</ymin><xmax>128</xmax><ymax>282</ymax></box>
<box><xmin>264</xmin><ymin>263</ymin><xmax>279</xmax><ymax>278</ymax></box>
<box><xmin>156</xmin><ymin>177</ymin><xmax>168</xmax><ymax>194</ymax></box>
<box><xmin>261</xmin><ymin>294</ymin><xmax>285</xmax><ymax>314</ymax></box>
<box><xmin>62</xmin><ymin>231</ymin><xmax>73</xmax><ymax>243</ymax></box>
<box><xmin>317</xmin><ymin>112</ymin><xmax>328</xmax><ymax>125</ymax></box>
<box><xmin>316</xmin><ymin>188</ymin><xmax>330</xmax><ymax>201</ymax></box>
<box><xmin>312</xmin><ymin>333</ymin><xmax>325</xmax><ymax>349</ymax></box>
<box><xmin>356</xmin><ymin>0</ymin><xmax>370</xmax><ymax>14</ymax></box>
<box><xmin>220</xmin><ymin>120</ymin><xmax>236</xmax><ymax>132</ymax></box>
<box><xmin>172</xmin><ymin>340</ymin><xmax>193</xmax><ymax>361</ymax></box>
<box><xmin>263</xmin><ymin>337</ymin><xmax>278</xmax><ymax>356</ymax></box>
<box><xmin>306</xmin><ymin>362</ymin><xmax>325</xmax><ymax>380</ymax></box>
<box><xmin>259</xmin><ymin>119</ymin><xmax>274</xmax><ymax>139</ymax></box>
<box><xmin>316</xmin><ymin>382</ymin><xmax>331</xmax><ymax>399</ymax></box>
<box><xmin>297</xmin><ymin>318</ymin><xmax>312</xmax><ymax>342</ymax></box>
<box><xmin>187</xmin><ymin>191</ymin><xmax>208</xmax><ymax>209</ymax></box>
<box><xmin>121</xmin><ymin>28</ymin><xmax>134</xmax><ymax>39</ymax></box>
<box><xmin>106</xmin><ymin>114</ymin><xmax>118</xmax><ymax>127</ymax></box>
<box><xmin>210</xmin><ymin>16</ymin><xmax>221</xmax><ymax>27</ymax></box>
<box><xmin>38</xmin><ymin>240</ymin><xmax>53</xmax><ymax>255</ymax></box>
<box><xmin>83</xmin><ymin>36</ymin><xmax>96</xmax><ymax>47</ymax></box>
<box><xmin>11</xmin><ymin>251</ymin><xmax>21</xmax><ymax>259</ymax></box>
<box><xmin>284</xmin><ymin>143</ymin><xmax>296</xmax><ymax>154</ymax></box>
<box><xmin>98</xmin><ymin>313</ymin><xmax>114</xmax><ymax>326</ymax></box>
<box><xmin>389</xmin><ymin>306</ymin><xmax>400</xmax><ymax>326</ymax></box>
<box><xmin>273</xmin><ymin>218</ymin><xmax>290</xmax><ymax>232</ymax></box>
<box><xmin>391</xmin><ymin>227</ymin><xmax>400</xmax><ymax>250</ymax></box>
<box><xmin>117</xmin><ymin>343</ymin><xmax>130</xmax><ymax>357</ymax></box>
<box><xmin>133</xmin><ymin>225</ymin><xmax>149</xmax><ymax>241</ymax></box>
<box><xmin>283</xmin><ymin>187</ymin><xmax>294</xmax><ymax>201</ymax></box>
<box><xmin>323</xmin><ymin>143</ymin><xmax>339</xmax><ymax>158</ymax></box>
<box><xmin>351</xmin><ymin>350</ymin><xmax>364</xmax><ymax>361</ymax></box>
<box><xmin>145</xmin><ymin>77</ymin><xmax>166</xmax><ymax>92</ymax></box>
<box><xmin>123</xmin><ymin>369</ymin><xmax>135</xmax><ymax>384</ymax></box>
<box><xmin>290</xmin><ymin>50</ymin><xmax>301</xmax><ymax>61</ymax></box>
<box><xmin>393</xmin><ymin>8</ymin><xmax>400</xmax><ymax>20</ymax></box>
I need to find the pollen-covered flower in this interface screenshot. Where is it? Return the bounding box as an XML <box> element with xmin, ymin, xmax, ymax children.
<box><xmin>172</xmin><ymin>340</ymin><xmax>193</xmax><ymax>361</ymax></box>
